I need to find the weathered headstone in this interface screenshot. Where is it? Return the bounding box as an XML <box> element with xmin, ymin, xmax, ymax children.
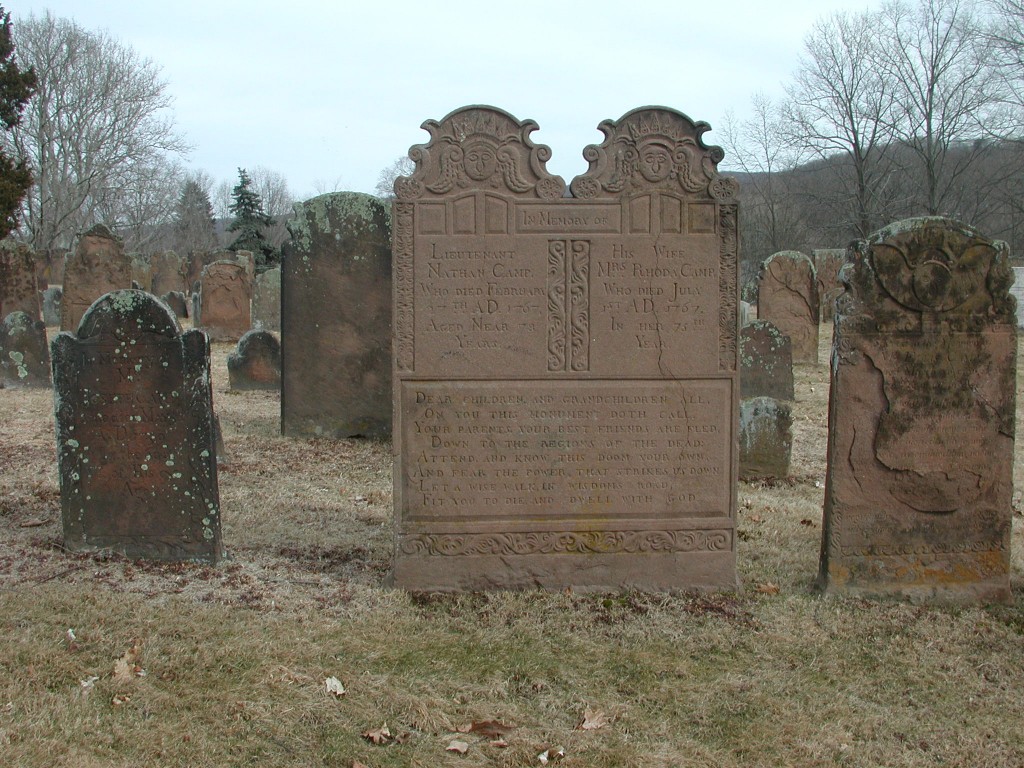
<box><xmin>757</xmin><ymin>251</ymin><xmax>819</xmax><ymax>364</ymax></box>
<box><xmin>819</xmin><ymin>217</ymin><xmax>1016</xmax><ymax>602</ymax></box>
<box><xmin>1</xmin><ymin>311</ymin><xmax>50</xmax><ymax>388</ymax></box>
<box><xmin>198</xmin><ymin>261</ymin><xmax>251</xmax><ymax>341</ymax></box>
<box><xmin>252</xmin><ymin>266</ymin><xmax>281</xmax><ymax>331</ymax></box>
<box><xmin>61</xmin><ymin>224</ymin><xmax>131</xmax><ymax>332</ymax></box>
<box><xmin>150</xmin><ymin>251</ymin><xmax>186</xmax><ymax>296</ymax></box>
<box><xmin>161</xmin><ymin>290</ymin><xmax>188</xmax><ymax>318</ymax></box>
<box><xmin>130</xmin><ymin>254</ymin><xmax>152</xmax><ymax>292</ymax></box>
<box><xmin>391</xmin><ymin>105</ymin><xmax>740</xmax><ymax>591</ymax></box>
<box><xmin>42</xmin><ymin>287</ymin><xmax>62</xmax><ymax>326</ymax></box>
<box><xmin>52</xmin><ymin>290</ymin><xmax>222</xmax><ymax>562</ymax></box>
<box><xmin>281</xmin><ymin>192</ymin><xmax>392</xmax><ymax>437</ymax></box>
<box><xmin>0</xmin><ymin>242</ymin><xmax>41</xmax><ymax>321</ymax></box>
<box><xmin>228</xmin><ymin>330</ymin><xmax>281</xmax><ymax>390</ymax></box>
<box><xmin>739</xmin><ymin>397</ymin><xmax>792</xmax><ymax>480</ymax></box>
<box><xmin>813</xmin><ymin>248</ymin><xmax>847</xmax><ymax>323</ymax></box>
<box><xmin>740</xmin><ymin>320</ymin><xmax>794</xmax><ymax>401</ymax></box>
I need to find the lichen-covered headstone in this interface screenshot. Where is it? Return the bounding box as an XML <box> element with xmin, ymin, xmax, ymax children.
<box><xmin>150</xmin><ymin>251</ymin><xmax>186</xmax><ymax>296</ymax></box>
<box><xmin>813</xmin><ymin>248</ymin><xmax>847</xmax><ymax>323</ymax></box>
<box><xmin>819</xmin><ymin>217</ymin><xmax>1016</xmax><ymax>602</ymax></box>
<box><xmin>281</xmin><ymin>192</ymin><xmax>392</xmax><ymax>438</ymax></box>
<box><xmin>739</xmin><ymin>397</ymin><xmax>792</xmax><ymax>480</ymax></box>
<box><xmin>52</xmin><ymin>289</ymin><xmax>222</xmax><ymax>563</ymax></box>
<box><xmin>227</xmin><ymin>330</ymin><xmax>280</xmax><ymax>390</ymax></box>
<box><xmin>740</xmin><ymin>320</ymin><xmax>794</xmax><ymax>401</ymax></box>
<box><xmin>391</xmin><ymin>105</ymin><xmax>740</xmax><ymax>591</ymax></box>
<box><xmin>130</xmin><ymin>254</ymin><xmax>152</xmax><ymax>292</ymax></box>
<box><xmin>198</xmin><ymin>261</ymin><xmax>251</xmax><ymax>341</ymax></box>
<box><xmin>61</xmin><ymin>224</ymin><xmax>131</xmax><ymax>332</ymax></box>
<box><xmin>757</xmin><ymin>251</ymin><xmax>819</xmax><ymax>364</ymax></box>
<box><xmin>252</xmin><ymin>267</ymin><xmax>281</xmax><ymax>331</ymax></box>
<box><xmin>0</xmin><ymin>241</ymin><xmax>41</xmax><ymax>321</ymax></box>
<box><xmin>1</xmin><ymin>311</ymin><xmax>50</xmax><ymax>388</ymax></box>
<box><xmin>42</xmin><ymin>287</ymin><xmax>62</xmax><ymax>326</ymax></box>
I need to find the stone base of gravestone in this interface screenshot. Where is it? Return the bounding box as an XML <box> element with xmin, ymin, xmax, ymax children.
<box><xmin>228</xmin><ymin>330</ymin><xmax>281</xmax><ymax>390</ymax></box>
<box><xmin>1</xmin><ymin>311</ymin><xmax>51</xmax><ymax>388</ymax></box>
<box><xmin>739</xmin><ymin>397</ymin><xmax>792</xmax><ymax>480</ymax></box>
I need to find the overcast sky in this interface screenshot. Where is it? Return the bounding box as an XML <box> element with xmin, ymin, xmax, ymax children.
<box><xmin>11</xmin><ymin>0</ymin><xmax>880</xmax><ymax>201</ymax></box>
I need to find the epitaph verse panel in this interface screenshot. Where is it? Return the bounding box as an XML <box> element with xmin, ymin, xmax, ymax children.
<box><xmin>393</xmin><ymin>106</ymin><xmax>740</xmax><ymax>591</ymax></box>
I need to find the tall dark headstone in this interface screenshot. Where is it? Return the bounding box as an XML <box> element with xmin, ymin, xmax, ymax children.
<box><xmin>1</xmin><ymin>311</ymin><xmax>50</xmax><ymax>387</ymax></box>
<box><xmin>52</xmin><ymin>290</ymin><xmax>222</xmax><ymax>563</ymax></box>
<box><xmin>282</xmin><ymin>192</ymin><xmax>392</xmax><ymax>437</ymax></box>
<box><xmin>392</xmin><ymin>105</ymin><xmax>740</xmax><ymax>591</ymax></box>
<box><xmin>819</xmin><ymin>217</ymin><xmax>1016</xmax><ymax>602</ymax></box>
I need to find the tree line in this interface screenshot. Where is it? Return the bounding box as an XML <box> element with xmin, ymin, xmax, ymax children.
<box><xmin>723</xmin><ymin>0</ymin><xmax>1024</xmax><ymax>286</ymax></box>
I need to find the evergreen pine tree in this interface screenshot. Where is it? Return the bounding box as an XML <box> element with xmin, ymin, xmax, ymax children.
<box><xmin>0</xmin><ymin>7</ymin><xmax>36</xmax><ymax>239</ymax></box>
<box><xmin>174</xmin><ymin>178</ymin><xmax>218</xmax><ymax>254</ymax></box>
<box><xmin>227</xmin><ymin>167</ymin><xmax>275</xmax><ymax>269</ymax></box>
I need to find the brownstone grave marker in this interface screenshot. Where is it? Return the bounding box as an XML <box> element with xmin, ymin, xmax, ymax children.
<box><xmin>392</xmin><ymin>105</ymin><xmax>740</xmax><ymax>591</ymax></box>
<box><xmin>61</xmin><ymin>224</ymin><xmax>131</xmax><ymax>332</ymax></box>
<box><xmin>198</xmin><ymin>260</ymin><xmax>251</xmax><ymax>341</ymax></box>
<box><xmin>813</xmin><ymin>248</ymin><xmax>847</xmax><ymax>323</ymax></box>
<box><xmin>757</xmin><ymin>251</ymin><xmax>818</xmax><ymax>364</ymax></box>
<box><xmin>819</xmin><ymin>217</ymin><xmax>1016</xmax><ymax>602</ymax></box>
<box><xmin>0</xmin><ymin>242</ymin><xmax>41</xmax><ymax>321</ymax></box>
<box><xmin>228</xmin><ymin>330</ymin><xmax>280</xmax><ymax>390</ymax></box>
<box><xmin>52</xmin><ymin>290</ymin><xmax>222</xmax><ymax>562</ymax></box>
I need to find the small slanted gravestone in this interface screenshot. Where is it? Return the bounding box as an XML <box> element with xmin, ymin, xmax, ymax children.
<box><xmin>739</xmin><ymin>397</ymin><xmax>792</xmax><ymax>481</ymax></box>
<box><xmin>1</xmin><ymin>311</ymin><xmax>50</xmax><ymax>387</ymax></box>
<box><xmin>252</xmin><ymin>267</ymin><xmax>281</xmax><ymax>331</ymax></box>
<box><xmin>198</xmin><ymin>260</ymin><xmax>251</xmax><ymax>341</ymax></box>
<box><xmin>0</xmin><ymin>242</ymin><xmax>42</xmax><ymax>321</ymax></box>
<box><xmin>812</xmin><ymin>248</ymin><xmax>847</xmax><ymax>323</ymax></box>
<box><xmin>161</xmin><ymin>291</ymin><xmax>188</xmax><ymax>318</ymax></box>
<box><xmin>740</xmin><ymin>320</ymin><xmax>794</xmax><ymax>401</ymax></box>
<box><xmin>42</xmin><ymin>287</ymin><xmax>62</xmax><ymax>326</ymax></box>
<box><xmin>757</xmin><ymin>251</ymin><xmax>819</xmax><ymax>364</ymax></box>
<box><xmin>819</xmin><ymin>217</ymin><xmax>1016</xmax><ymax>603</ymax></box>
<box><xmin>61</xmin><ymin>224</ymin><xmax>131</xmax><ymax>332</ymax></box>
<box><xmin>282</xmin><ymin>192</ymin><xmax>392</xmax><ymax>438</ymax></box>
<box><xmin>52</xmin><ymin>290</ymin><xmax>222</xmax><ymax>563</ymax></box>
<box><xmin>227</xmin><ymin>330</ymin><xmax>281</xmax><ymax>390</ymax></box>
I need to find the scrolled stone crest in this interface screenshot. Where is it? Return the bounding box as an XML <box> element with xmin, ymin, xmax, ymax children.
<box><xmin>570</xmin><ymin>107</ymin><xmax>733</xmax><ymax>199</ymax></box>
<box><xmin>394</xmin><ymin>105</ymin><xmax>565</xmax><ymax>199</ymax></box>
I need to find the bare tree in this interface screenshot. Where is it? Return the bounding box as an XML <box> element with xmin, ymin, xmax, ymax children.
<box><xmin>879</xmin><ymin>0</ymin><xmax>1010</xmax><ymax>216</ymax></box>
<box><xmin>247</xmin><ymin>165</ymin><xmax>292</xmax><ymax>249</ymax></box>
<box><xmin>93</xmin><ymin>155</ymin><xmax>185</xmax><ymax>252</ymax></box>
<box><xmin>374</xmin><ymin>155</ymin><xmax>415</xmax><ymax>199</ymax></box>
<box><xmin>5</xmin><ymin>12</ymin><xmax>187</xmax><ymax>251</ymax></box>
<box><xmin>783</xmin><ymin>9</ymin><xmax>900</xmax><ymax>237</ymax></box>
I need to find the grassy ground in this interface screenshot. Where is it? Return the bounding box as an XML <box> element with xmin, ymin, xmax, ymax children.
<box><xmin>1</xmin><ymin>326</ymin><xmax>1022</xmax><ymax>767</ymax></box>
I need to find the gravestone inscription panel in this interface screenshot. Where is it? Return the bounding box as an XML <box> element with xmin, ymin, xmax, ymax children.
<box><xmin>392</xmin><ymin>106</ymin><xmax>740</xmax><ymax>591</ymax></box>
<box><xmin>819</xmin><ymin>217</ymin><xmax>1016</xmax><ymax>602</ymax></box>
<box><xmin>52</xmin><ymin>290</ymin><xmax>222</xmax><ymax>562</ymax></box>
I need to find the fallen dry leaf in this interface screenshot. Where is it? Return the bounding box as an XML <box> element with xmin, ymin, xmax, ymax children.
<box><xmin>538</xmin><ymin>745</ymin><xmax>565</xmax><ymax>763</ymax></box>
<box><xmin>64</xmin><ymin>629</ymin><xmax>79</xmax><ymax>652</ymax></box>
<box><xmin>18</xmin><ymin>518</ymin><xmax>48</xmax><ymax>528</ymax></box>
<box><xmin>755</xmin><ymin>582</ymin><xmax>781</xmax><ymax>595</ymax></box>
<box><xmin>490</xmin><ymin>739</ymin><xmax>509</xmax><ymax>748</ymax></box>
<box><xmin>459</xmin><ymin>720</ymin><xmax>514</xmax><ymax>739</ymax></box>
<box><xmin>112</xmin><ymin>643</ymin><xmax>144</xmax><ymax>684</ymax></box>
<box><xmin>579</xmin><ymin>709</ymin><xmax>610</xmax><ymax>730</ymax></box>
<box><xmin>352</xmin><ymin>762</ymin><xmax>370</xmax><ymax>768</ymax></box>
<box><xmin>749</xmin><ymin>514</ymin><xmax>764</xmax><ymax>523</ymax></box>
<box><xmin>800</xmin><ymin>518</ymin><xmax>817</xmax><ymax>527</ymax></box>
<box><xmin>446</xmin><ymin>739</ymin><xmax>469</xmax><ymax>754</ymax></box>
<box><xmin>324</xmin><ymin>676</ymin><xmax>345</xmax><ymax>697</ymax></box>
<box><xmin>111</xmin><ymin>693</ymin><xmax>131</xmax><ymax>706</ymax></box>
<box><xmin>362</xmin><ymin>723</ymin><xmax>392</xmax><ymax>745</ymax></box>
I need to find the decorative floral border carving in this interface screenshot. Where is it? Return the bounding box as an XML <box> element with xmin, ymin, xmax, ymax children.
<box><xmin>399</xmin><ymin>529</ymin><xmax>733</xmax><ymax>557</ymax></box>
<box><xmin>393</xmin><ymin>202</ymin><xmax>415</xmax><ymax>372</ymax></box>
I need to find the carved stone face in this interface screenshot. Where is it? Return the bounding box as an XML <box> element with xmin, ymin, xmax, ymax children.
<box><xmin>463</xmin><ymin>141</ymin><xmax>497</xmax><ymax>180</ymax></box>
<box><xmin>639</xmin><ymin>141</ymin><xmax>673</xmax><ymax>182</ymax></box>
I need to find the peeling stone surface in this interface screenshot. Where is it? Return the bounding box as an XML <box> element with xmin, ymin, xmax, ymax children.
<box><xmin>227</xmin><ymin>330</ymin><xmax>280</xmax><ymax>390</ymax></box>
<box><xmin>61</xmin><ymin>225</ymin><xmax>131</xmax><ymax>332</ymax></box>
<box><xmin>757</xmin><ymin>251</ymin><xmax>819</xmax><ymax>363</ymax></box>
<box><xmin>1</xmin><ymin>310</ymin><xmax>50</xmax><ymax>387</ymax></box>
<box><xmin>0</xmin><ymin>242</ymin><xmax>41</xmax><ymax>321</ymax></box>
<box><xmin>281</xmin><ymin>192</ymin><xmax>392</xmax><ymax>438</ymax></box>
<box><xmin>391</xmin><ymin>105</ymin><xmax>740</xmax><ymax>591</ymax></box>
<box><xmin>819</xmin><ymin>217</ymin><xmax>1016</xmax><ymax>603</ymax></box>
<box><xmin>52</xmin><ymin>289</ymin><xmax>222</xmax><ymax>563</ymax></box>
<box><xmin>740</xmin><ymin>320</ymin><xmax>794</xmax><ymax>401</ymax></box>
<box><xmin>739</xmin><ymin>396</ymin><xmax>791</xmax><ymax>480</ymax></box>
<box><xmin>252</xmin><ymin>267</ymin><xmax>281</xmax><ymax>331</ymax></box>
<box><xmin>198</xmin><ymin>261</ymin><xmax>251</xmax><ymax>342</ymax></box>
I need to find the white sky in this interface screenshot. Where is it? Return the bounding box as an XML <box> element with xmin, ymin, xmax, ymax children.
<box><xmin>10</xmin><ymin>0</ymin><xmax>880</xmax><ymax>201</ymax></box>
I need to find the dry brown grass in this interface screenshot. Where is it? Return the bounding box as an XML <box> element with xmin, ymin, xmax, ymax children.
<box><xmin>1</xmin><ymin>327</ymin><xmax>1023</xmax><ymax>767</ymax></box>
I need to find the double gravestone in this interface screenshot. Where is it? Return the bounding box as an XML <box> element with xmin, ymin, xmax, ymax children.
<box><xmin>52</xmin><ymin>290</ymin><xmax>222</xmax><ymax>563</ymax></box>
<box><xmin>61</xmin><ymin>224</ymin><xmax>131</xmax><ymax>332</ymax></box>
<box><xmin>757</xmin><ymin>251</ymin><xmax>819</xmax><ymax>363</ymax></box>
<box><xmin>281</xmin><ymin>192</ymin><xmax>392</xmax><ymax>438</ymax></box>
<box><xmin>392</xmin><ymin>105</ymin><xmax>740</xmax><ymax>591</ymax></box>
<box><xmin>819</xmin><ymin>217</ymin><xmax>1016</xmax><ymax>602</ymax></box>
